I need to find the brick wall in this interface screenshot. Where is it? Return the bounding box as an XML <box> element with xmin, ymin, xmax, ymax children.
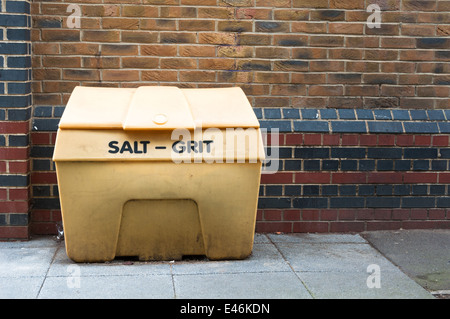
<box><xmin>257</xmin><ymin>108</ymin><xmax>450</xmax><ymax>232</ymax></box>
<box><xmin>0</xmin><ymin>0</ymin><xmax>448</xmax><ymax>237</ymax></box>
<box><xmin>0</xmin><ymin>0</ymin><xmax>31</xmax><ymax>239</ymax></box>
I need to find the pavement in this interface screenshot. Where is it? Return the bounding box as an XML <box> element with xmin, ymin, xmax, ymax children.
<box><xmin>0</xmin><ymin>230</ymin><xmax>448</xmax><ymax>299</ymax></box>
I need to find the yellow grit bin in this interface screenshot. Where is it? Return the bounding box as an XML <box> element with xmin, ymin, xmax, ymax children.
<box><xmin>53</xmin><ymin>86</ymin><xmax>265</xmax><ymax>262</ymax></box>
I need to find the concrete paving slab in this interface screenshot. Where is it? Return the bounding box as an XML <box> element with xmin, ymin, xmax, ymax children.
<box><xmin>0</xmin><ymin>277</ymin><xmax>45</xmax><ymax>299</ymax></box>
<box><xmin>171</xmin><ymin>243</ymin><xmax>291</xmax><ymax>275</ymax></box>
<box><xmin>48</xmin><ymin>246</ymin><xmax>172</xmax><ymax>277</ymax></box>
<box><xmin>173</xmin><ymin>272</ymin><xmax>312</xmax><ymax>299</ymax></box>
<box><xmin>268</xmin><ymin>233</ymin><xmax>367</xmax><ymax>244</ymax></box>
<box><xmin>274</xmin><ymin>242</ymin><xmax>395</xmax><ymax>273</ymax></box>
<box><xmin>298</xmin><ymin>268</ymin><xmax>434</xmax><ymax>299</ymax></box>
<box><xmin>362</xmin><ymin>229</ymin><xmax>450</xmax><ymax>293</ymax></box>
<box><xmin>0</xmin><ymin>247</ymin><xmax>55</xmax><ymax>277</ymax></box>
<box><xmin>38</xmin><ymin>274</ymin><xmax>175</xmax><ymax>299</ymax></box>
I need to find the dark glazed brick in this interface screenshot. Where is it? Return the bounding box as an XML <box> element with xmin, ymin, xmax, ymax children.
<box><xmin>303</xmin><ymin>185</ymin><xmax>320</xmax><ymax>195</ymax></box>
<box><xmin>32</xmin><ymin>119</ymin><xmax>60</xmax><ymax>131</ymax></box>
<box><xmin>331</xmin><ymin>121</ymin><xmax>366</xmax><ymax>133</ymax></box>
<box><xmin>338</xmin><ymin>109</ymin><xmax>355</xmax><ymax>119</ymax></box>
<box><xmin>440</xmin><ymin>149</ymin><xmax>450</xmax><ymax>158</ymax></box>
<box><xmin>404</xmin><ymin>122</ymin><xmax>439</xmax><ymax>134</ymax></box>
<box><xmin>395</xmin><ymin>160</ymin><xmax>411</xmax><ymax>170</ymax></box>
<box><xmin>359</xmin><ymin>160</ymin><xmax>375</xmax><ymax>171</ymax></box>
<box><xmin>0</xmin><ymin>175</ymin><xmax>29</xmax><ymax>187</ymax></box>
<box><xmin>285</xmin><ymin>186</ymin><xmax>301</xmax><ymax>196</ymax></box>
<box><xmin>430</xmin><ymin>185</ymin><xmax>445</xmax><ymax>195</ymax></box>
<box><xmin>413</xmin><ymin>160</ymin><xmax>429</xmax><ymax>170</ymax></box>
<box><xmin>32</xmin><ymin>198</ymin><xmax>60</xmax><ymax>210</ymax></box>
<box><xmin>431</xmin><ymin>160</ymin><xmax>447</xmax><ymax>171</ymax></box>
<box><xmin>367</xmin><ymin>147</ymin><xmax>402</xmax><ymax>159</ymax></box>
<box><xmin>427</xmin><ymin>110</ymin><xmax>445</xmax><ymax>121</ymax></box>
<box><xmin>341</xmin><ymin>160</ymin><xmax>357</xmax><ymax>170</ymax></box>
<box><xmin>304</xmin><ymin>160</ymin><xmax>320</xmax><ymax>171</ymax></box>
<box><xmin>284</xmin><ymin>160</ymin><xmax>302</xmax><ymax>171</ymax></box>
<box><xmin>10</xmin><ymin>214</ymin><xmax>28</xmax><ymax>226</ymax></box>
<box><xmin>266</xmin><ymin>186</ymin><xmax>282</xmax><ymax>196</ymax></box>
<box><xmin>392</xmin><ymin>110</ymin><xmax>410</xmax><ymax>120</ymax></box>
<box><xmin>366</xmin><ymin>197</ymin><xmax>401</xmax><ymax>208</ymax></box>
<box><xmin>330</xmin><ymin>197</ymin><xmax>364</xmax><ymax>208</ymax></box>
<box><xmin>264</xmin><ymin>108</ymin><xmax>281</xmax><ymax>119</ymax></box>
<box><xmin>322</xmin><ymin>160</ymin><xmax>339</xmax><ymax>170</ymax></box>
<box><xmin>368</xmin><ymin>121</ymin><xmax>403</xmax><ymax>133</ymax></box>
<box><xmin>293</xmin><ymin>197</ymin><xmax>328</xmax><ymax>209</ymax></box>
<box><xmin>322</xmin><ymin>185</ymin><xmax>338</xmax><ymax>195</ymax></box>
<box><xmin>359</xmin><ymin>185</ymin><xmax>375</xmax><ymax>196</ymax></box>
<box><xmin>258</xmin><ymin>198</ymin><xmax>291</xmax><ymax>209</ymax></box>
<box><xmin>412</xmin><ymin>185</ymin><xmax>428</xmax><ymax>195</ymax></box>
<box><xmin>394</xmin><ymin>185</ymin><xmax>410</xmax><ymax>195</ymax></box>
<box><xmin>437</xmin><ymin>197</ymin><xmax>450</xmax><ymax>208</ymax></box>
<box><xmin>376</xmin><ymin>185</ymin><xmax>393</xmax><ymax>195</ymax></box>
<box><xmin>331</xmin><ymin>148</ymin><xmax>365</xmax><ymax>159</ymax></box>
<box><xmin>282</xmin><ymin>109</ymin><xmax>300</xmax><ymax>119</ymax></box>
<box><xmin>402</xmin><ymin>197</ymin><xmax>435</xmax><ymax>208</ymax></box>
<box><xmin>294</xmin><ymin>121</ymin><xmax>329</xmax><ymax>132</ymax></box>
<box><xmin>373</xmin><ymin>110</ymin><xmax>392</xmax><ymax>120</ymax></box>
<box><xmin>260</xmin><ymin>120</ymin><xmax>292</xmax><ymax>132</ymax></box>
<box><xmin>301</xmin><ymin>109</ymin><xmax>319</xmax><ymax>119</ymax></box>
<box><xmin>320</xmin><ymin>109</ymin><xmax>337</xmax><ymax>119</ymax></box>
<box><xmin>404</xmin><ymin>148</ymin><xmax>438</xmax><ymax>159</ymax></box>
<box><xmin>294</xmin><ymin>148</ymin><xmax>330</xmax><ymax>159</ymax></box>
<box><xmin>377</xmin><ymin>160</ymin><xmax>394</xmax><ymax>171</ymax></box>
<box><xmin>356</xmin><ymin>109</ymin><xmax>374</xmax><ymax>120</ymax></box>
<box><xmin>409</xmin><ymin>110</ymin><xmax>428</xmax><ymax>120</ymax></box>
<box><xmin>340</xmin><ymin>185</ymin><xmax>356</xmax><ymax>195</ymax></box>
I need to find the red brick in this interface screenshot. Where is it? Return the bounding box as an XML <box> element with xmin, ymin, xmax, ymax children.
<box><xmin>8</xmin><ymin>161</ymin><xmax>29</xmax><ymax>174</ymax></box>
<box><xmin>321</xmin><ymin>209</ymin><xmax>338</xmax><ymax>221</ymax></box>
<box><xmin>360</xmin><ymin>135</ymin><xmax>377</xmax><ymax>146</ymax></box>
<box><xmin>0</xmin><ymin>122</ymin><xmax>29</xmax><ymax>134</ymax></box>
<box><xmin>438</xmin><ymin>173</ymin><xmax>450</xmax><ymax>183</ymax></box>
<box><xmin>0</xmin><ymin>226</ymin><xmax>29</xmax><ymax>240</ymax></box>
<box><xmin>429</xmin><ymin>209</ymin><xmax>446</xmax><ymax>220</ymax></box>
<box><xmin>378</xmin><ymin>135</ymin><xmax>395</xmax><ymax>146</ymax></box>
<box><xmin>403</xmin><ymin>172</ymin><xmax>437</xmax><ymax>183</ymax></box>
<box><xmin>295</xmin><ymin>172</ymin><xmax>330</xmax><ymax>184</ymax></box>
<box><xmin>260</xmin><ymin>172</ymin><xmax>293</xmax><ymax>184</ymax></box>
<box><xmin>330</xmin><ymin>222</ymin><xmax>365</xmax><ymax>232</ymax></box>
<box><xmin>284</xmin><ymin>209</ymin><xmax>301</xmax><ymax>221</ymax></box>
<box><xmin>303</xmin><ymin>134</ymin><xmax>322</xmax><ymax>146</ymax></box>
<box><xmin>301</xmin><ymin>209</ymin><xmax>320</xmax><ymax>221</ymax></box>
<box><xmin>367</xmin><ymin>172</ymin><xmax>402</xmax><ymax>184</ymax></box>
<box><xmin>322</xmin><ymin>134</ymin><xmax>340</xmax><ymax>146</ymax></box>
<box><xmin>0</xmin><ymin>201</ymin><xmax>29</xmax><ymax>213</ymax></box>
<box><xmin>414</xmin><ymin>135</ymin><xmax>431</xmax><ymax>146</ymax></box>
<box><xmin>293</xmin><ymin>222</ymin><xmax>328</xmax><ymax>233</ymax></box>
<box><xmin>332</xmin><ymin>172</ymin><xmax>366</xmax><ymax>184</ymax></box>
<box><xmin>255</xmin><ymin>221</ymin><xmax>292</xmax><ymax>233</ymax></box>
<box><xmin>9</xmin><ymin>189</ymin><xmax>29</xmax><ymax>201</ymax></box>
<box><xmin>0</xmin><ymin>148</ymin><xmax>29</xmax><ymax>160</ymax></box>
<box><xmin>341</xmin><ymin>134</ymin><xmax>358</xmax><ymax>146</ymax></box>
<box><xmin>374</xmin><ymin>209</ymin><xmax>392</xmax><ymax>220</ymax></box>
<box><xmin>432</xmin><ymin>135</ymin><xmax>449</xmax><ymax>147</ymax></box>
<box><xmin>396</xmin><ymin>135</ymin><xmax>414</xmax><ymax>146</ymax></box>
<box><xmin>339</xmin><ymin>209</ymin><xmax>356</xmax><ymax>220</ymax></box>
<box><xmin>285</xmin><ymin>133</ymin><xmax>303</xmax><ymax>146</ymax></box>
<box><xmin>366</xmin><ymin>221</ymin><xmax>402</xmax><ymax>231</ymax></box>
<box><xmin>392</xmin><ymin>209</ymin><xmax>410</xmax><ymax>220</ymax></box>
<box><xmin>264</xmin><ymin>210</ymin><xmax>283</xmax><ymax>221</ymax></box>
<box><xmin>31</xmin><ymin>172</ymin><xmax>58</xmax><ymax>184</ymax></box>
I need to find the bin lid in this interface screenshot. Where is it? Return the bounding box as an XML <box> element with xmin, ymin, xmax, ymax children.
<box><xmin>58</xmin><ymin>86</ymin><xmax>260</xmax><ymax>130</ymax></box>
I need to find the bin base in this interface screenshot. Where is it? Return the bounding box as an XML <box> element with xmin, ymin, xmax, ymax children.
<box><xmin>116</xmin><ymin>199</ymin><xmax>205</xmax><ymax>261</ymax></box>
<box><xmin>57</xmin><ymin>161</ymin><xmax>261</xmax><ymax>263</ymax></box>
